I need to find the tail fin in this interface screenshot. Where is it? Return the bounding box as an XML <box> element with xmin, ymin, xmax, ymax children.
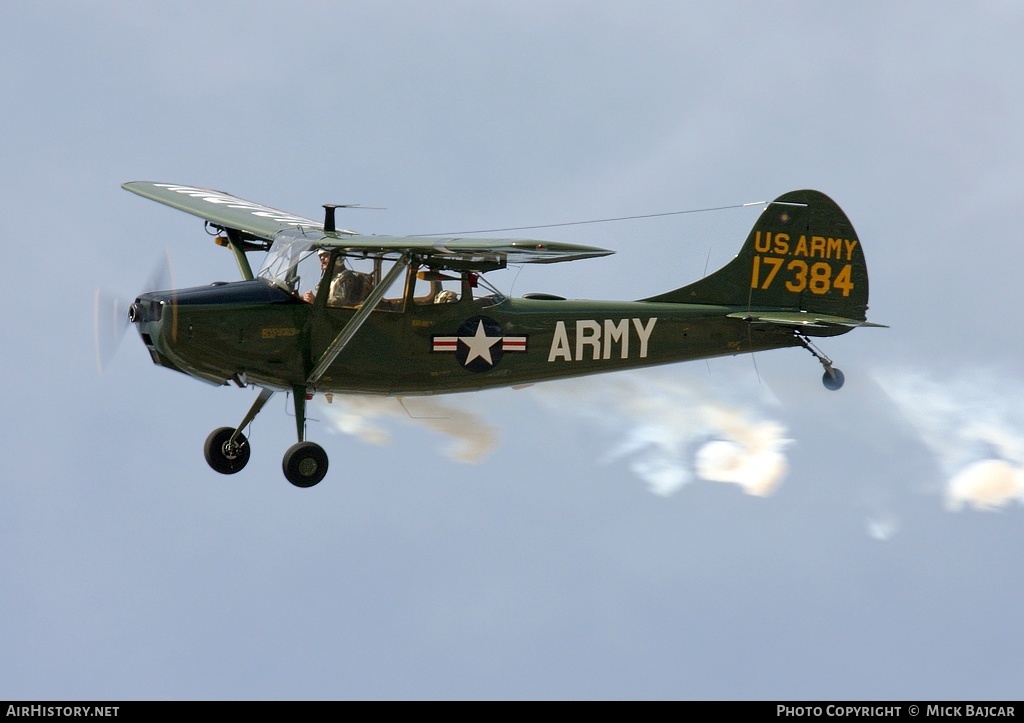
<box><xmin>643</xmin><ymin>190</ymin><xmax>869</xmax><ymax>321</ymax></box>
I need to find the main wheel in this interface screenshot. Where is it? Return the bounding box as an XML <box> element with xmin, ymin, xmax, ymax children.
<box><xmin>282</xmin><ymin>441</ymin><xmax>329</xmax><ymax>488</ymax></box>
<box><xmin>204</xmin><ymin>427</ymin><xmax>250</xmax><ymax>474</ymax></box>
<box><xmin>822</xmin><ymin>368</ymin><xmax>845</xmax><ymax>391</ymax></box>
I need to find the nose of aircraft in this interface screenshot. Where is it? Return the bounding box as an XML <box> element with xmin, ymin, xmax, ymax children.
<box><xmin>128</xmin><ymin>294</ymin><xmax>164</xmax><ymax>324</ymax></box>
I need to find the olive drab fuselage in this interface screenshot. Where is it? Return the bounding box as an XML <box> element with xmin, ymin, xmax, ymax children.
<box><xmin>133</xmin><ymin>276</ymin><xmax>806</xmax><ymax>396</ymax></box>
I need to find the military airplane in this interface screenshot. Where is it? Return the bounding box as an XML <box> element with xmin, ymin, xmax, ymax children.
<box><xmin>112</xmin><ymin>182</ymin><xmax>884</xmax><ymax>488</ymax></box>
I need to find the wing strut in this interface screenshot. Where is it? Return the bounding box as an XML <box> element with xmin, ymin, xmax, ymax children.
<box><xmin>224</xmin><ymin>228</ymin><xmax>256</xmax><ymax>281</ymax></box>
<box><xmin>306</xmin><ymin>255</ymin><xmax>411</xmax><ymax>386</ymax></box>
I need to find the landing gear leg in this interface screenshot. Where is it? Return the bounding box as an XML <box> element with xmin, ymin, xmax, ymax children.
<box><xmin>203</xmin><ymin>386</ymin><xmax>275</xmax><ymax>474</ymax></box>
<box><xmin>282</xmin><ymin>385</ymin><xmax>328</xmax><ymax>488</ymax></box>
<box><xmin>797</xmin><ymin>334</ymin><xmax>845</xmax><ymax>391</ymax></box>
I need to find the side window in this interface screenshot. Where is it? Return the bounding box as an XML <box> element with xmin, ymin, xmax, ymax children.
<box><xmin>325</xmin><ymin>257</ymin><xmax>405</xmax><ymax>312</ymax></box>
<box><xmin>412</xmin><ymin>269</ymin><xmax>462</xmax><ymax>306</ymax></box>
<box><xmin>406</xmin><ymin>269</ymin><xmax>504</xmax><ymax>308</ymax></box>
<box><xmin>469</xmin><ymin>272</ymin><xmax>506</xmax><ymax>308</ymax></box>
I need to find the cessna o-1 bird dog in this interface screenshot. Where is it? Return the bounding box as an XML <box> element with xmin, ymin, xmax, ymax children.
<box><xmin>114</xmin><ymin>182</ymin><xmax>884</xmax><ymax>488</ymax></box>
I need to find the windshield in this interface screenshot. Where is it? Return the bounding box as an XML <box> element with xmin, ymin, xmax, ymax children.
<box><xmin>257</xmin><ymin>230</ymin><xmax>321</xmax><ymax>294</ymax></box>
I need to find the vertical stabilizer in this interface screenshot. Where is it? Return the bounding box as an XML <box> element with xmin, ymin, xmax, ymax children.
<box><xmin>643</xmin><ymin>190</ymin><xmax>869</xmax><ymax>320</ymax></box>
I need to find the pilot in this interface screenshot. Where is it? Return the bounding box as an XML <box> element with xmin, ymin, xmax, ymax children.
<box><xmin>434</xmin><ymin>289</ymin><xmax>458</xmax><ymax>304</ymax></box>
<box><xmin>304</xmin><ymin>250</ymin><xmax>374</xmax><ymax>307</ymax></box>
<box><xmin>302</xmin><ymin>250</ymin><xmax>333</xmax><ymax>303</ymax></box>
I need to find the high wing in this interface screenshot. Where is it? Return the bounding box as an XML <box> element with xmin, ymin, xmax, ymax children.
<box><xmin>123</xmin><ymin>181</ymin><xmax>332</xmax><ymax>240</ymax></box>
<box><xmin>316</xmin><ymin>234</ymin><xmax>613</xmax><ymax>268</ymax></box>
<box><xmin>124</xmin><ymin>181</ymin><xmax>613</xmax><ymax>268</ymax></box>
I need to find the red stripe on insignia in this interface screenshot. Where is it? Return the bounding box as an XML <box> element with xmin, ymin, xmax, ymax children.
<box><xmin>502</xmin><ymin>337</ymin><xmax>527</xmax><ymax>351</ymax></box>
<box><xmin>433</xmin><ymin>337</ymin><xmax>458</xmax><ymax>352</ymax></box>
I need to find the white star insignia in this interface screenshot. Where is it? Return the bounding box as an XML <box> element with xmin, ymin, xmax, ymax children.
<box><xmin>460</xmin><ymin>320</ymin><xmax>502</xmax><ymax>366</ymax></box>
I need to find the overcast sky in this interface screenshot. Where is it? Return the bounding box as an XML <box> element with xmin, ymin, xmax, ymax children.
<box><xmin>3</xmin><ymin>1</ymin><xmax>1024</xmax><ymax>700</ymax></box>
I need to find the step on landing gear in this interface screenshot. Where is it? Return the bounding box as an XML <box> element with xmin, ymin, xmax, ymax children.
<box><xmin>797</xmin><ymin>334</ymin><xmax>845</xmax><ymax>391</ymax></box>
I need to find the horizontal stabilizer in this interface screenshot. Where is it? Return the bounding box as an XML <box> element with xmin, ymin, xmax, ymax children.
<box><xmin>727</xmin><ymin>311</ymin><xmax>888</xmax><ymax>329</ymax></box>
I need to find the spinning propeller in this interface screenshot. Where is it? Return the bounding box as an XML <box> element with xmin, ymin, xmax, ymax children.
<box><xmin>93</xmin><ymin>250</ymin><xmax>175</xmax><ymax>373</ymax></box>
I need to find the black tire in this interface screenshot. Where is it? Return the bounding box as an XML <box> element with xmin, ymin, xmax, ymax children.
<box><xmin>822</xmin><ymin>368</ymin><xmax>845</xmax><ymax>391</ymax></box>
<box><xmin>204</xmin><ymin>427</ymin><xmax>250</xmax><ymax>474</ymax></box>
<box><xmin>282</xmin><ymin>441</ymin><xmax>329</xmax><ymax>488</ymax></box>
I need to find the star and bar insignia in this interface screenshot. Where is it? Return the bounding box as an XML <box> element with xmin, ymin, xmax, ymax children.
<box><xmin>432</xmin><ymin>315</ymin><xmax>527</xmax><ymax>372</ymax></box>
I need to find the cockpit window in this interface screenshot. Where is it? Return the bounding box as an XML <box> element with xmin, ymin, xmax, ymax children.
<box><xmin>257</xmin><ymin>230</ymin><xmax>319</xmax><ymax>295</ymax></box>
<box><xmin>258</xmin><ymin>231</ymin><xmax>508</xmax><ymax>312</ymax></box>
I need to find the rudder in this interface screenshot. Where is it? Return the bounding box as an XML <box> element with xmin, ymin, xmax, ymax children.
<box><xmin>644</xmin><ymin>190</ymin><xmax>869</xmax><ymax>321</ymax></box>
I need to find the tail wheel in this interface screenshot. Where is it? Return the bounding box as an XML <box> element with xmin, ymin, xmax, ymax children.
<box><xmin>283</xmin><ymin>441</ymin><xmax>329</xmax><ymax>488</ymax></box>
<box><xmin>204</xmin><ymin>427</ymin><xmax>250</xmax><ymax>474</ymax></box>
<box><xmin>797</xmin><ymin>333</ymin><xmax>845</xmax><ymax>391</ymax></box>
<box><xmin>822</xmin><ymin>368</ymin><xmax>845</xmax><ymax>391</ymax></box>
